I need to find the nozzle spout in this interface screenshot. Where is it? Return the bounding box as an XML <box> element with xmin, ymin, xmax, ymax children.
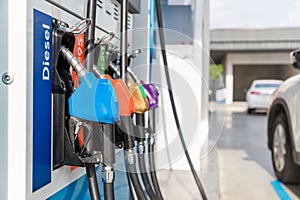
<box><xmin>127</xmin><ymin>67</ymin><xmax>140</xmax><ymax>83</ymax></box>
<box><xmin>60</xmin><ymin>46</ymin><xmax>87</xmax><ymax>79</ymax></box>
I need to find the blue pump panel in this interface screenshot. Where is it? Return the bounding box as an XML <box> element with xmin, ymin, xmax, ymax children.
<box><xmin>69</xmin><ymin>72</ymin><xmax>120</xmax><ymax>124</ymax></box>
<box><xmin>32</xmin><ymin>9</ymin><xmax>52</xmax><ymax>192</ymax></box>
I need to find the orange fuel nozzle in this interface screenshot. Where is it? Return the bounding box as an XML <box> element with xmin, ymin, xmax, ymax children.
<box><xmin>128</xmin><ymin>82</ymin><xmax>149</xmax><ymax>114</ymax></box>
<box><xmin>104</xmin><ymin>75</ymin><xmax>135</xmax><ymax>116</ymax></box>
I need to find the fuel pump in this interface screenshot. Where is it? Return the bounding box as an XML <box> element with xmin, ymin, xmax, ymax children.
<box><xmin>127</xmin><ymin>66</ymin><xmax>163</xmax><ymax>200</ymax></box>
<box><xmin>129</xmin><ymin>82</ymin><xmax>160</xmax><ymax>200</ymax></box>
<box><xmin>47</xmin><ymin>0</ymin><xmax>208</xmax><ymax>199</ymax></box>
<box><xmin>51</xmin><ymin>13</ymin><xmax>121</xmax><ymax>200</ymax></box>
<box><xmin>60</xmin><ymin>46</ymin><xmax>120</xmax><ymax>200</ymax></box>
<box><xmin>104</xmin><ymin>75</ymin><xmax>149</xmax><ymax>200</ymax></box>
<box><xmin>51</xmin><ymin>18</ymin><xmax>102</xmax><ymax>200</ymax></box>
<box><xmin>142</xmin><ymin>82</ymin><xmax>163</xmax><ymax>200</ymax></box>
<box><xmin>128</xmin><ymin>65</ymin><xmax>163</xmax><ymax>199</ymax></box>
<box><xmin>108</xmin><ymin>52</ymin><xmax>159</xmax><ymax>199</ymax></box>
<box><xmin>51</xmin><ymin>18</ymin><xmax>106</xmax><ymax>167</ymax></box>
<box><xmin>93</xmin><ymin>35</ymin><xmax>148</xmax><ymax>200</ymax></box>
<box><xmin>107</xmin><ymin>49</ymin><xmax>163</xmax><ymax>199</ymax></box>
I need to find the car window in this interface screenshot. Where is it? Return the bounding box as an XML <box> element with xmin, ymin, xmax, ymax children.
<box><xmin>254</xmin><ymin>83</ymin><xmax>281</xmax><ymax>88</ymax></box>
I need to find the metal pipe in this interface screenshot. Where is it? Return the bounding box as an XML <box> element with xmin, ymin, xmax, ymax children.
<box><xmin>60</xmin><ymin>46</ymin><xmax>87</xmax><ymax>79</ymax></box>
<box><xmin>120</xmin><ymin>0</ymin><xmax>128</xmax><ymax>83</ymax></box>
<box><xmin>127</xmin><ymin>67</ymin><xmax>140</xmax><ymax>83</ymax></box>
<box><xmin>85</xmin><ymin>0</ymin><xmax>97</xmax><ymax>71</ymax></box>
<box><xmin>109</xmin><ymin>63</ymin><xmax>121</xmax><ymax>77</ymax></box>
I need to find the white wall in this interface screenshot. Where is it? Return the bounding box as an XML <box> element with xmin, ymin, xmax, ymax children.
<box><xmin>146</xmin><ymin>0</ymin><xmax>210</xmax><ymax>171</ymax></box>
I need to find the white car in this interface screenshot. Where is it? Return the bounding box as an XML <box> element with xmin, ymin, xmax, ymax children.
<box><xmin>267</xmin><ymin>49</ymin><xmax>300</xmax><ymax>184</ymax></box>
<box><xmin>246</xmin><ymin>79</ymin><xmax>283</xmax><ymax>113</ymax></box>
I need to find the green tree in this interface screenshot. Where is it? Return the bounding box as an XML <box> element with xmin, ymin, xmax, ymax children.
<box><xmin>210</xmin><ymin>64</ymin><xmax>223</xmax><ymax>80</ymax></box>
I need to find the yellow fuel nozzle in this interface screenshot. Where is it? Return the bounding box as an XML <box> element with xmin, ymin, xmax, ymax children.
<box><xmin>128</xmin><ymin>83</ymin><xmax>149</xmax><ymax>114</ymax></box>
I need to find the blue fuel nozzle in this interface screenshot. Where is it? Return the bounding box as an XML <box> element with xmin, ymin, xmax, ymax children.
<box><xmin>60</xmin><ymin>46</ymin><xmax>120</xmax><ymax>124</ymax></box>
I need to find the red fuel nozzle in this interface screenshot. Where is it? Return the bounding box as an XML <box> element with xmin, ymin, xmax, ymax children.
<box><xmin>104</xmin><ymin>75</ymin><xmax>135</xmax><ymax>116</ymax></box>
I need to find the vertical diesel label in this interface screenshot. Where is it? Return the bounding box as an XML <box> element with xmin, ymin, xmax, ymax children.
<box><xmin>33</xmin><ymin>9</ymin><xmax>52</xmax><ymax>192</ymax></box>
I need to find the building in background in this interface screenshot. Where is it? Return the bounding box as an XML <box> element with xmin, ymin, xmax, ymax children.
<box><xmin>210</xmin><ymin>28</ymin><xmax>300</xmax><ymax>103</ymax></box>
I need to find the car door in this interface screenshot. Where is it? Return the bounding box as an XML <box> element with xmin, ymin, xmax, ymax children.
<box><xmin>283</xmin><ymin>75</ymin><xmax>300</xmax><ymax>153</ymax></box>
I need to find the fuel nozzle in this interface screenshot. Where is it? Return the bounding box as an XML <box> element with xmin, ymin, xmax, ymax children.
<box><xmin>106</xmin><ymin>48</ymin><xmax>141</xmax><ymax>79</ymax></box>
<box><xmin>127</xmin><ymin>49</ymin><xmax>141</xmax><ymax>66</ymax></box>
<box><xmin>108</xmin><ymin>63</ymin><xmax>121</xmax><ymax>77</ymax></box>
<box><xmin>124</xmin><ymin>63</ymin><xmax>159</xmax><ymax>109</ymax></box>
<box><xmin>127</xmin><ymin>67</ymin><xmax>140</xmax><ymax>83</ymax></box>
<box><xmin>142</xmin><ymin>81</ymin><xmax>159</xmax><ymax>109</ymax></box>
<box><xmin>108</xmin><ymin>61</ymin><xmax>140</xmax><ymax>84</ymax></box>
<box><xmin>129</xmin><ymin>83</ymin><xmax>148</xmax><ymax>114</ymax></box>
<box><xmin>60</xmin><ymin>46</ymin><xmax>87</xmax><ymax>79</ymax></box>
<box><xmin>60</xmin><ymin>46</ymin><xmax>120</xmax><ymax>124</ymax></box>
<box><xmin>104</xmin><ymin>75</ymin><xmax>134</xmax><ymax>117</ymax></box>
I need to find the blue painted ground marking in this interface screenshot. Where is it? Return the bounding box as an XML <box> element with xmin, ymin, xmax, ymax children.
<box><xmin>271</xmin><ymin>180</ymin><xmax>292</xmax><ymax>200</ymax></box>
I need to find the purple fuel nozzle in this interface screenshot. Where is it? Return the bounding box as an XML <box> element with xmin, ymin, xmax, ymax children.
<box><xmin>141</xmin><ymin>81</ymin><xmax>159</xmax><ymax>109</ymax></box>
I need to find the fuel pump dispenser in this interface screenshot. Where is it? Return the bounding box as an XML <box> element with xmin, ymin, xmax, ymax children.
<box><xmin>93</xmin><ymin>34</ymin><xmax>148</xmax><ymax>200</ymax></box>
<box><xmin>127</xmin><ymin>66</ymin><xmax>163</xmax><ymax>200</ymax></box>
<box><xmin>129</xmin><ymin>82</ymin><xmax>160</xmax><ymax>200</ymax></box>
<box><xmin>128</xmin><ymin>65</ymin><xmax>163</xmax><ymax>200</ymax></box>
<box><xmin>60</xmin><ymin>46</ymin><xmax>120</xmax><ymax>200</ymax></box>
<box><xmin>104</xmin><ymin>75</ymin><xmax>149</xmax><ymax>200</ymax></box>
<box><xmin>106</xmin><ymin>47</ymin><xmax>164</xmax><ymax>199</ymax></box>
<box><xmin>52</xmin><ymin>19</ymin><xmax>102</xmax><ymax>200</ymax></box>
<box><xmin>51</xmin><ymin>12</ymin><xmax>120</xmax><ymax>200</ymax></box>
<box><xmin>51</xmin><ymin>18</ymin><xmax>106</xmax><ymax>168</ymax></box>
<box><xmin>142</xmin><ymin>82</ymin><xmax>163</xmax><ymax>200</ymax></box>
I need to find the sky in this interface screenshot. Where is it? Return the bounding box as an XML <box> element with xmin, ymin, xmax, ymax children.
<box><xmin>210</xmin><ymin>0</ymin><xmax>300</xmax><ymax>29</ymax></box>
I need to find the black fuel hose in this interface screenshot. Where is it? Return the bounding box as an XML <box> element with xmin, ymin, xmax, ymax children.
<box><xmin>136</xmin><ymin>114</ymin><xmax>157</xmax><ymax>200</ymax></box>
<box><xmin>102</xmin><ymin>124</ymin><xmax>115</xmax><ymax>200</ymax></box>
<box><xmin>155</xmin><ymin>0</ymin><xmax>208</xmax><ymax>199</ymax></box>
<box><xmin>84</xmin><ymin>1</ymin><xmax>102</xmax><ymax>199</ymax></box>
<box><xmin>125</xmin><ymin>162</ymin><xmax>148</xmax><ymax>200</ymax></box>
<box><xmin>148</xmin><ymin>109</ymin><xmax>164</xmax><ymax>200</ymax></box>
<box><xmin>126</xmin><ymin>170</ymin><xmax>135</xmax><ymax>200</ymax></box>
<box><xmin>148</xmin><ymin>138</ymin><xmax>164</xmax><ymax>200</ymax></box>
<box><xmin>86</xmin><ymin>165</ymin><xmax>101</xmax><ymax>200</ymax></box>
<box><xmin>137</xmin><ymin>152</ymin><xmax>157</xmax><ymax>200</ymax></box>
<box><xmin>121</xmin><ymin>116</ymin><xmax>148</xmax><ymax>200</ymax></box>
<box><xmin>104</xmin><ymin>183</ymin><xmax>114</xmax><ymax>200</ymax></box>
<box><xmin>121</xmin><ymin>117</ymin><xmax>137</xmax><ymax>199</ymax></box>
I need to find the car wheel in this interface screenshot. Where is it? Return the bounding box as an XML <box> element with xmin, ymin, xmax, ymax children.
<box><xmin>247</xmin><ymin>108</ymin><xmax>255</xmax><ymax>114</ymax></box>
<box><xmin>271</xmin><ymin>113</ymin><xmax>300</xmax><ymax>184</ymax></box>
